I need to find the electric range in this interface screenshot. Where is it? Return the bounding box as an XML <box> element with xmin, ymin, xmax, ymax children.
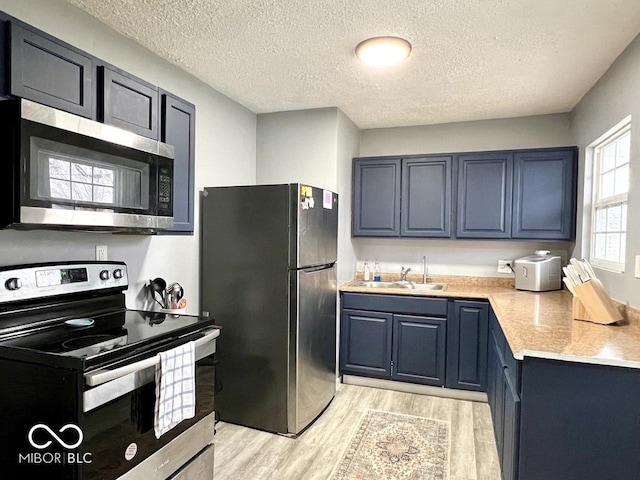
<box><xmin>0</xmin><ymin>261</ymin><xmax>219</xmax><ymax>479</ymax></box>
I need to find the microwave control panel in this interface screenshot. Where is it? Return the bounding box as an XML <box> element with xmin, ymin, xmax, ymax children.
<box><xmin>157</xmin><ymin>164</ymin><xmax>173</xmax><ymax>217</ymax></box>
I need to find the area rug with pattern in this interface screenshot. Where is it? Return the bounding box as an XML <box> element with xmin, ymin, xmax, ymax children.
<box><xmin>331</xmin><ymin>409</ymin><xmax>450</xmax><ymax>480</ymax></box>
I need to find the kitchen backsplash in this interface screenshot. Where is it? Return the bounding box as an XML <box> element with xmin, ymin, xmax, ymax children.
<box><xmin>353</xmin><ymin>238</ymin><xmax>571</xmax><ymax>278</ymax></box>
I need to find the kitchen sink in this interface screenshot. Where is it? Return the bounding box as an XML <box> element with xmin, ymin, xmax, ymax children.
<box><xmin>350</xmin><ymin>281</ymin><xmax>447</xmax><ymax>291</ymax></box>
<box><xmin>407</xmin><ymin>283</ymin><xmax>447</xmax><ymax>291</ymax></box>
<box><xmin>351</xmin><ymin>281</ymin><xmax>406</xmax><ymax>288</ymax></box>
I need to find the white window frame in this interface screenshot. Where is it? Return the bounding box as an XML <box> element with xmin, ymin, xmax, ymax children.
<box><xmin>589</xmin><ymin>120</ymin><xmax>631</xmax><ymax>273</ymax></box>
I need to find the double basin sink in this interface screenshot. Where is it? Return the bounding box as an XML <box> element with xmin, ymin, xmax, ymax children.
<box><xmin>350</xmin><ymin>280</ymin><xmax>447</xmax><ymax>292</ymax></box>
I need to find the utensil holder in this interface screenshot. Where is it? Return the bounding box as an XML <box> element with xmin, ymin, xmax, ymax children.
<box><xmin>572</xmin><ymin>279</ymin><xmax>623</xmax><ymax>325</ymax></box>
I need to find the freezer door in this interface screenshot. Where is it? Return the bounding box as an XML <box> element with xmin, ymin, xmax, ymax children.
<box><xmin>288</xmin><ymin>264</ymin><xmax>337</xmax><ymax>434</ymax></box>
<box><xmin>294</xmin><ymin>185</ymin><xmax>338</xmax><ymax>268</ymax></box>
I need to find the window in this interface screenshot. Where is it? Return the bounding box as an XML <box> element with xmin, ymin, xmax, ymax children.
<box><xmin>590</xmin><ymin>122</ymin><xmax>630</xmax><ymax>272</ymax></box>
<box><xmin>47</xmin><ymin>156</ymin><xmax>116</xmax><ymax>205</ymax></box>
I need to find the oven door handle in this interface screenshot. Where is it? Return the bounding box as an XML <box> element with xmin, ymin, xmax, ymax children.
<box><xmin>84</xmin><ymin>328</ymin><xmax>220</xmax><ymax>387</ymax></box>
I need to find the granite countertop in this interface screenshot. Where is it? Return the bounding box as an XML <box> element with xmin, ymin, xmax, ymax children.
<box><xmin>340</xmin><ymin>275</ymin><xmax>640</xmax><ymax>369</ymax></box>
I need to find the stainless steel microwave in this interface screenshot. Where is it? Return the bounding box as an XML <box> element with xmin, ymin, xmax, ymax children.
<box><xmin>0</xmin><ymin>99</ymin><xmax>174</xmax><ymax>233</ymax></box>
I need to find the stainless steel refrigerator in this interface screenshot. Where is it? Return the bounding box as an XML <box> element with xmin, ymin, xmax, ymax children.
<box><xmin>201</xmin><ymin>183</ymin><xmax>338</xmax><ymax>435</ymax></box>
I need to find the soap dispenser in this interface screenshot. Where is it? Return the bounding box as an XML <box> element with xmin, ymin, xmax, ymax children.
<box><xmin>363</xmin><ymin>259</ymin><xmax>371</xmax><ymax>281</ymax></box>
<box><xmin>373</xmin><ymin>261</ymin><xmax>381</xmax><ymax>282</ymax></box>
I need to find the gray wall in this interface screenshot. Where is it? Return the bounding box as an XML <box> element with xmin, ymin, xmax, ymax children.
<box><xmin>356</xmin><ymin>114</ymin><xmax>574</xmax><ymax>277</ymax></box>
<box><xmin>256</xmin><ymin>108</ymin><xmax>338</xmax><ymax>190</ymax></box>
<box><xmin>336</xmin><ymin>110</ymin><xmax>360</xmax><ymax>283</ymax></box>
<box><xmin>571</xmin><ymin>33</ymin><xmax>640</xmax><ymax>306</ymax></box>
<box><xmin>256</xmin><ymin>107</ymin><xmax>360</xmax><ymax>283</ymax></box>
<box><xmin>0</xmin><ymin>0</ymin><xmax>257</xmax><ymax>313</ymax></box>
<box><xmin>360</xmin><ymin>114</ymin><xmax>572</xmax><ymax>157</ymax></box>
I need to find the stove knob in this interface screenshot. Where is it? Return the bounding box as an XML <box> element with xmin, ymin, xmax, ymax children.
<box><xmin>5</xmin><ymin>278</ymin><xmax>22</xmax><ymax>291</ymax></box>
<box><xmin>99</xmin><ymin>270</ymin><xmax>111</xmax><ymax>281</ymax></box>
<box><xmin>113</xmin><ymin>268</ymin><xmax>123</xmax><ymax>279</ymax></box>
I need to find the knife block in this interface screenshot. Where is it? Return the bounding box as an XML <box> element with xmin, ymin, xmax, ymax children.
<box><xmin>572</xmin><ymin>279</ymin><xmax>623</xmax><ymax>325</ymax></box>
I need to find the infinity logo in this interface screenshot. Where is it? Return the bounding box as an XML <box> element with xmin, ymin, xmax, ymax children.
<box><xmin>28</xmin><ymin>424</ymin><xmax>83</xmax><ymax>450</ymax></box>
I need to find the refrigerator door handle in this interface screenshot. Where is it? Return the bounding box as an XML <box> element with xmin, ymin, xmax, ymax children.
<box><xmin>300</xmin><ymin>263</ymin><xmax>336</xmax><ymax>273</ymax></box>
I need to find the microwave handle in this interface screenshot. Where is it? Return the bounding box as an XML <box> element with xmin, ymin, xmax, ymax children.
<box><xmin>85</xmin><ymin>328</ymin><xmax>220</xmax><ymax>387</ymax></box>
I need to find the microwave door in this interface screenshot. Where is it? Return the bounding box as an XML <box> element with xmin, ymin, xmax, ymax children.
<box><xmin>16</xmin><ymin>111</ymin><xmax>174</xmax><ymax>231</ymax></box>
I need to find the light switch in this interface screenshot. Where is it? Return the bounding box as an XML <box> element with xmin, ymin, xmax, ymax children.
<box><xmin>635</xmin><ymin>255</ymin><xmax>640</xmax><ymax>278</ymax></box>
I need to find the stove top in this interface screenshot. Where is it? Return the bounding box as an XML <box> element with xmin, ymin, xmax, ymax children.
<box><xmin>0</xmin><ymin>261</ymin><xmax>216</xmax><ymax>372</ymax></box>
<box><xmin>0</xmin><ymin>308</ymin><xmax>215</xmax><ymax>370</ymax></box>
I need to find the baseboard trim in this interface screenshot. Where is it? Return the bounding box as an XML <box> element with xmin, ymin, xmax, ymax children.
<box><xmin>341</xmin><ymin>375</ymin><xmax>488</xmax><ymax>403</ymax></box>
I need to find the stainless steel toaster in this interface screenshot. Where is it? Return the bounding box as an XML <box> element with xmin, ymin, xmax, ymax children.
<box><xmin>514</xmin><ymin>250</ymin><xmax>562</xmax><ymax>291</ymax></box>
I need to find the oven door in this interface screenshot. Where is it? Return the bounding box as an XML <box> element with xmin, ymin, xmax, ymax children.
<box><xmin>79</xmin><ymin>328</ymin><xmax>218</xmax><ymax>480</ymax></box>
<box><xmin>18</xmin><ymin>101</ymin><xmax>174</xmax><ymax>231</ymax></box>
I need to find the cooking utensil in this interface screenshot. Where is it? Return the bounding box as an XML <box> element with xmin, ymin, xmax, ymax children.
<box><xmin>165</xmin><ymin>282</ymin><xmax>184</xmax><ymax>309</ymax></box>
<box><xmin>166</xmin><ymin>282</ymin><xmax>184</xmax><ymax>300</ymax></box>
<box><xmin>149</xmin><ymin>277</ymin><xmax>167</xmax><ymax>308</ymax></box>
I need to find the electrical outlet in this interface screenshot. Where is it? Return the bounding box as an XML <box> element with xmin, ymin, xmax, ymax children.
<box><xmin>497</xmin><ymin>259</ymin><xmax>513</xmax><ymax>274</ymax></box>
<box><xmin>635</xmin><ymin>255</ymin><xmax>640</xmax><ymax>279</ymax></box>
<box><xmin>96</xmin><ymin>245</ymin><xmax>108</xmax><ymax>261</ymax></box>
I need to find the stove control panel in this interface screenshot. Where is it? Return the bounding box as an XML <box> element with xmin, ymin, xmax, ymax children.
<box><xmin>0</xmin><ymin>262</ymin><xmax>128</xmax><ymax>303</ymax></box>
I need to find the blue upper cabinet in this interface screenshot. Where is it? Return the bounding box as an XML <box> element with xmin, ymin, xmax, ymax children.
<box><xmin>353</xmin><ymin>158</ymin><xmax>401</xmax><ymax>236</ymax></box>
<box><xmin>401</xmin><ymin>156</ymin><xmax>453</xmax><ymax>237</ymax></box>
<box><xmin>353</xmin><ymin>156</ymin><xmax>452</xmax><ymax>237</ymax></box>
<box><xmin>9</xmin><ymin>22</ymin><xmax>94</xmax><ymax>119</ymax></box>
<box><xmin>100</xmin><ymin>66</ymin><xmax>159</xmax><ymax>140</ymax></box>
<box><xmin>512</xmin><ymin>148</ymin><xmax>577</xmax><ymax>240</ymax></box>
<box><xmin>159</xmin><ymin>92</ymin><xmax>196</xmax><ymax>235</ymax></box>
<box><xmin>353</xmin><ymin>148</ymin><xmax>577</xmax><ymax>240</ymax></box>
<box><xmin>457</xmin><ymin>152</ymin><xmax>513</xmax><ymax>238</ymax></box>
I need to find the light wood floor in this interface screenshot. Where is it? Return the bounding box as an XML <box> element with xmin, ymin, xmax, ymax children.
<box><xmin>213</xmin><ymin>383</ymin><xmax>501</xmax><ymax>480</ymax></box>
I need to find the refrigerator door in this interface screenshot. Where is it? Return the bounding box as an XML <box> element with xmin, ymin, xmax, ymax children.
<box><xmin>201</xmin><ymin>185</ymin><xmax>291</xmax><ymax>434</ymax></box>
<box><xmin>288</xmin><ymin>263</ymin><xmax>337</xmax><ymax>434</ymax></box>
<box><xmin>293</xmin><ymin>185</ymin><xmax>338</xmax><ymax>268</ymax></box>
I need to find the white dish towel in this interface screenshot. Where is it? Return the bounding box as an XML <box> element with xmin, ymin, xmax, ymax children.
<box><xmin>154</xmin><ymin>341</ymin><xmax>196</xmax><ymax>438</ymax></box>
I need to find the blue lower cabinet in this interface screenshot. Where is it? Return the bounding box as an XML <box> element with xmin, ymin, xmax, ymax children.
<box><xmin>502</xmin><ymin>374</ymin><xmax>521</xmax><ymax>480</ymax></box>
<box><xmin>340</xmin><ymin>309</ymin><xmax>393</xmax><ymax>378</ymax></box>
<box><xmin>340</xmin><ymin>299</ymin><xmax>447</xmax><ymax>386</ymax></box>
<box><xmin>446</xmin><ymin>300</ymin><xmax>489</xmax><ymax>391</ymax></box>
<box><xmin>518</xmin><ymin>357</ymin><xmax>640</xmax><ymax>480</ymax></box>
<box><xmin>489</xmin><ymin>337</ymin><xmax>506</xmax><ymax>461</ymax></box>
<box><xmin>488</xmin><ymin>309</ymin><xmax>521</xmax><ymax>480</ymax></box>
<box><xmin>392</xmin><ymin>315</ymin><xmax>446</xmax><ymax>386</ymax></box>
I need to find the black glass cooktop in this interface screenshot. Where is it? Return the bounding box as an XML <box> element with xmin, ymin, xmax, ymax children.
<box><xmin>0</xmin><ymin>308</ymin><xmax>215</xmax><ymax>369</ymax></box>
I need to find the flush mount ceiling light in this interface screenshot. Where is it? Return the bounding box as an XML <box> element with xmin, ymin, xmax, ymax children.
<box><xmin>355</xmin><ymin>36</ymin><xmax>412</xmax><ymax>67</ymax></box>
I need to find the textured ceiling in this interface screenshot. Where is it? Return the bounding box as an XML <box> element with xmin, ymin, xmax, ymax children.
<box><xmin>66</xmin><ymin>0</ymin><xmax>640</xmax><ymax>129</ymax></box>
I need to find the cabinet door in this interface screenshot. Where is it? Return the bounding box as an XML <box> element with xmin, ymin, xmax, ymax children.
<box><xmin>487</xmin><ymin>331</ymin><xmax>498</xmax><ymax>416</ymax></box>
<box><xmin>401</xmin><ymin>156</ymin><xmax>453</xmax><ymax>237</ymax></box>
<box><xmin>512</xmin><ymin>149</ymin><xmax>577</xmax><ymax>240</ymax></box>
<box><xmin>340</xmin><ymin>309</ymin><xmax>392</xmax><ymax>378</ymax></box>
<box><xmin>502</xmin><ymin>373</ymin><xmax>521</xmax><ymax>480</ymax></box>
<box><xmin>457</xmin><ymin>152</ymin><xmax>513</xmax><ymax>238</ymax></box>
<box><xmin>491</xmin><ymin>336</ymin><xmax>506</xmax><ymax>462</ymax></box>
<box><xmin>160</xmin><ymin>92</ymin><xmax>196</xmax><ymax>234</ymax></box>
<box><xmin>9</xmin><ymin>23</ymin><xmax>94</xmax><ymax>118</ymax></box>
<box><xmin>100</xmin><ymin>66</ymin><xmax>159</xmax><ymax>139</ymax></box>
<box><xmin>352</xmin><ymin>158</ymin><xmax>401</xmax><ymax>236</ymax></box>
<box><xmin>446</xmin><ymin>300</ymin><xmax>489</xmax><ymax>391</ymax></box>
<box><xmin>392</xmin><ymin>315</ymin><xmax>446</xmax><ymax>386</ymax></box>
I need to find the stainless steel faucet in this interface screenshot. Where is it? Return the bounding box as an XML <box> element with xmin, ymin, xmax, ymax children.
<box><xmin>400</xmin><ymin>267</ymin><xmax>411</xmax><ymax>282</ymax></box>
<box><xmin>422</xmin><ymin>256</ymin><xmax>428</xmax><ymax>284</ymax></box>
